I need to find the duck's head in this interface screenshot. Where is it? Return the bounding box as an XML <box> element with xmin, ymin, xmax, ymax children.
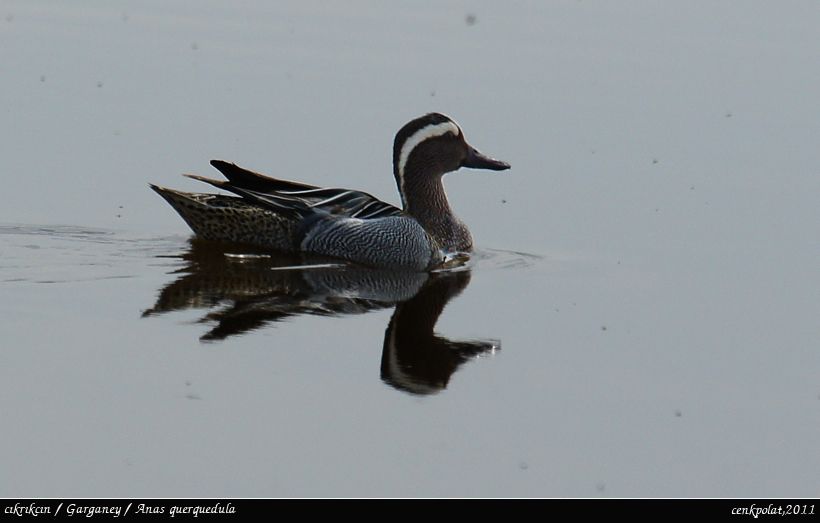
<box><xmin>392</xmin><ymin>113</ymin><xmax>510</xmax><ymax>193</ymax></box>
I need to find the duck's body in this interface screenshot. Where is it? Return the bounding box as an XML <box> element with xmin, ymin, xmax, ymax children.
<box><xmin>151</xmin><ymin>113</ymin><xmax>509</xmax><ymax>271</ymax></box>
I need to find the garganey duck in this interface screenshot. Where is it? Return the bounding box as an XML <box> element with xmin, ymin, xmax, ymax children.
<box><xmin>151</xmin><ymin>113</ymin><xmax>509</xmax><ymax>271</ymax></box>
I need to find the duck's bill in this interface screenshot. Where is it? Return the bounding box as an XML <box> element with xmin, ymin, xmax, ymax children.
<box><xmin>462</xmin><ymin>146</ymin><xmax>510</xmax><ymax>171</ymax></box>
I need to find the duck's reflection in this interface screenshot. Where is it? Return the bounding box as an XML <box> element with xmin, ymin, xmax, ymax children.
<box><xmin>144</xmin><ymin>240</ymin><xmax>499</xmax><ymax>395</ymax></box>
<box><xmin>380</xmin><ymin>271</ymin><xmax>499</xmax><ymax>395</ymax></box>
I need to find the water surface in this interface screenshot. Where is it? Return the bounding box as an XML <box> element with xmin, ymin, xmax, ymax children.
<box><xmin>1</xmin><ymin>1</ymin><xmax>818</xmax><ymax>497</ymax></box>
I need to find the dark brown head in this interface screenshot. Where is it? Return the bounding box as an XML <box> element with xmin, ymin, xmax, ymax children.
<box><xmin>392</xmin><ymin>113</ymin><xmax>510</xmax><ymax>203</ymax></box>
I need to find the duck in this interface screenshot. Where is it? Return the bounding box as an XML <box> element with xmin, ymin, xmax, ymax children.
<box><xmin>150</xmin><ymin>113</ymin><xmax>509</xmax><ymax>271</ymax></box>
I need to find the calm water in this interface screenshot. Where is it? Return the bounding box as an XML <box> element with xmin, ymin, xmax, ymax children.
<box><xmin>2</xmin><ymin>1</ymin><xmax>819</xmax><ymax>497</ymax></box>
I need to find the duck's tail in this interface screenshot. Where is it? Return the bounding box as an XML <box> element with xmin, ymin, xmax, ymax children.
<box><xmin>149</xmin><ymin>184</ymin><xmax>299</xmax><ymax>251</ymax></box>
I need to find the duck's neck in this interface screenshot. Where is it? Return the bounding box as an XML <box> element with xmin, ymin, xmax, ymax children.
<box><xmin>401</xmin><ymin>176</ymin><xmax>473</xmax><ymax>252</ymax></box>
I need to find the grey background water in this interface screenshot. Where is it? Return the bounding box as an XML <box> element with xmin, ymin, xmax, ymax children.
<box><xmin>2</xmin><ymin>1</ymin><xmax>818</xmax><ymax>497</ymax></box>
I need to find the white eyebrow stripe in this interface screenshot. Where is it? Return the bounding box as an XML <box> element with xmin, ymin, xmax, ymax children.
<box><xmin>397</xmin><ymin>121</ymin><xmax>461</xmax><ymax>178</ymax></box>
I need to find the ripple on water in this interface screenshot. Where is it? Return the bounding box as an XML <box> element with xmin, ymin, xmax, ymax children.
<box><xmin>0</xmin><ymin>223</ymin><xmax>186</xmax><ymax>284</ymax></box>
<box><xmin>470</xmin><ymin>247</ymin><xmax>544</xmax><ymax>271</ymax></box>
